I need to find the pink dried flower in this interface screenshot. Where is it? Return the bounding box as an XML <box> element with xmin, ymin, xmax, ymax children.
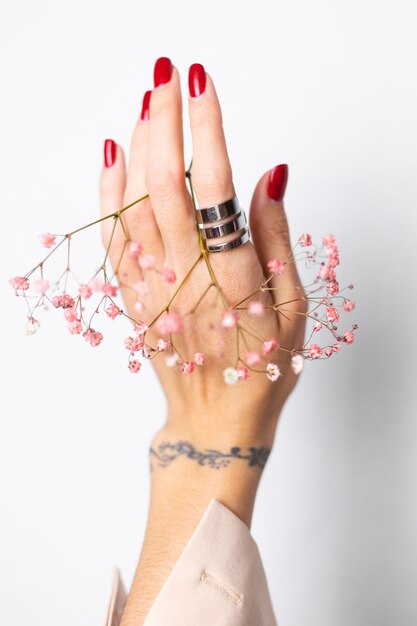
<box><xmin>327</xmin><ymin>268</ymin><xmax>337</xmax><ymax>281</ymax></box>
<box><xmin>133</xmin><ymin>281</ymin><xmax>149</xmax><ymax>296</ymax></box>
<box><xmin>262</xmin><ymin>337</ymin><xmax>278</xmax><ymax>356</ymax></box>
<box><xmin>327</xmin><ymin>280</ymin><xmax>339</xmax><ymax>295</ymax></box>
<box><xmin>180</xmin><ymin>361</ymin><xmax>196</xmax><ymax>375</ymax></box>
<box><xmin>245</xmin><ymin>351</ymin><xmax>260</xmax><ymax>366</ymax></box>
<box><xmin>267</xmin><ymin>259</ymin><xmax>285</xmax><ymax>275</ymax></box>
<box><xmin>237</xmin><ymin>367</ymin><xmax>249</xmax><ymax>381</ymax></box>
<box><xmin>332</xmin><ymin>343</ymin><xmax>341</xmax><ymax>353</ymax></box>
<box><xmin>78</xmin><ymin>284</ymin><xmax>92</xmax><ymax>299</ymax></box>
<box><xmin>39</xmin><ymin>232</ymin><xmax>56</xmax><ymax>248</ymax></box>
<box><xmin>128</xmin><ymin>242</ymin><xmax>143</xmax><ymax>257</ymax></box>
<box><xmin>343</xmin><ymin>300</ymin><xmax>356</xmax><ymax>312</ymax></box>
<box><xmin>34</xmin><ymin>279</ymin><xmax>49</xmax><ymax>293</ymax></box>
<box><xmin>308</xmin><ymin>344</ymin><xmax>322</xmax><ymax>359</ymax></box>
<box><xmin>266</xmin><ymin>362</ymin><xmax>281</xmax><ymax>381</ymax></box>
<box><xmin>248</xmin><ymin>300</ymin><xmax>265</xmax><ymax>317</ymax></box>
<box><xmin>52</xmin><ymin>294</ymin><xmax>74</xmax><ymax>309</ymax></box>
<box><xmin>165</xmin><ymin>352</ymin><xmax>179</xmax><ymax>367</ymax></box>
<box><xmin>134</xmin><ymin>321</ymin><xmax>148</xmax><ymax>335</ymax></box>
<box><xmin>157</xmin><ymin>338</ymin><xmax>170</xmax><ymax>352</ymax></box>
<box><xmin>128</xmin><ymin>359</ymin><xmax>141</xmax><ymax>373</ymax></box>
<box><xmin>318</xmin><ymin>264</ymin><xmax>330</xmax><ymax>280</ymax></box>
<box><xmin>313</xmin><ymin>322</ymin><xmax>323</xmax><ymax>332</ymax></box>
<box><xmin>68</xmin><ymin>320</ymin><xmax>83</xmax><ymax>335</ymax></box>
<box><xmin>324</xmin><ymin>347</ymin><xmax>333</xmax><ymax>357</ymax></box>
<box><xmin>221</xmin><ymin>310</ymin><xmax>239</xmax><ymax>329</ymax></box>
<box><xmin>155</xmin><ymin>311</ymin><xmax>182</xmax><ymax>335</ymax></box>
<box><xmin>161</xmin><ymin>267</ymin><xmax>176</xmax><ymax>284</ymax></box>
<box><xmin>327</xmin><ymin>252</ymin><xmax>340</xmax><ymax>268</ymax></box>
<box><xmin>194</xmin><ymin>352</ymin><xmax>205</xmax><ymax>365</ymax></box>
<box><xmin>323</xmin><ymin>234</ymin><xmax>336</xmax><ymax>247</ymax></box>
<box><xmin>89</xmin><ymin>277</ymin><xmax>104</xmax><ymax>292</ymax></box>
<box><xmin>9</xmin><ymin>276</ymin><xmax>29</xmax><ymax>291</ymax></box>
<box><xmin>105</xmin><ymin>303</ymin><xmax>121</xmax><ymax>319</ymax></box>
<box><xmin>102</xmin><ymin>283</ymin><xmax>118</xmax><ymax>297</ymax></box>
<box><xmin>326</xmin><ymin>307</ymin><xmax>339</xmax><ymax>323</ymax></box>
<box><xmin>124</xmin><ymin>335</ymin><xmax>144</xmax><ymax>352</ymax></box>
<box><xmin>83</xmin><ymin>329</ymin><xmax>103</xmax><ymax>347</ymax></box>
<box><xmin>291</xmin><ymin>354</ymin><xmax>304</xmax><ymax>374</ymax></box>
<box><xmin>138</xmin><ymin>253</ymin><xmax>156</xmax><ymax>270</ymax></box>
<box><xmin>299</xmin><ymin>233</ymin><xmax>312</xmax><ymax>247</ymax></box>
<box><xmin>343</xmin><ymin>330</ymin><xmax>355</xmax><ymax>344</ymax></box>
<box><xmin>64</xmin><ymin>307</ymin><xmax>78</xmax><ymax>322</ymax></box>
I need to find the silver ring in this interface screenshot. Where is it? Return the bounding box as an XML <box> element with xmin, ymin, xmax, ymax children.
<box><xmin>200</xmin><ymin>212</ymin><xmax>247</xmax><ymax>239</ymax></box>
<box><xmin>205</xmin><ymin>230</ymin><xmax>250</xmax><ymax>253</ymax></box>
<box><xmin>196</xmin><ymin>197</ymin><xmax>240</xmax><ymax>223</ymax></box>
<box><xmin>197</xmin><ymin>196</ymin><xmax>250</xmax><ymax>253</ymax></box>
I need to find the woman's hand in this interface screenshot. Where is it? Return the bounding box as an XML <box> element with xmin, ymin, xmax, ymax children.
<box><xmin>99</xmin><ymin>58</ymin><xmax>306</xmax><ymax>625</ymax></box>
<box><xmin>99</xmin><ymin>58</ymin><xmax>306</xmax><ymax>454</ymax></box>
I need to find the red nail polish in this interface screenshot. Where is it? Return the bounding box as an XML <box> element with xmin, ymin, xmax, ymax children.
<box><xmin>104</xmin><ymin>139</ymin><xmax>116</xmax><ymax>168</ymax></box>
<box><xmin>189</xmin><ymin>63</ymin><xmax>206</xmax><ymax>98</ymax></box>
<box><xmin>267</xmin><ymin>164</ymin><xmax>288</xmax><ymax>202</ymax></box>
<box><xmin>141</xmin><ymin>90</ymin><xmax>151</xmax><ymax>121</ymax></box>
<box><xmin>154</xmin><ymin>57</ymin><xmax>173</xmax><ymax>88</ymax></box>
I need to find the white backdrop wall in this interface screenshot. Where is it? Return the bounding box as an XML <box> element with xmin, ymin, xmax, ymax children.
<box><xmin>1</xmin><ymin>1</ymin><xmax>416</xmax><ymax>625</ymax></box>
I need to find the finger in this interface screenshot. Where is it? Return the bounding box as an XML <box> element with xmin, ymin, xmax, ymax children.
<box><xmin>249</xmin><ymin>165</ymin><xmax>306</xmax><ymax>324</ymax></box>
<box><xmin>188</xmin><ymin>65</ymin><xmax>258</xmax><ymax>271</ymax></box>
<box><xmin>188</xmin><ymin>64</ymin><xmax>235</xmax><ymax>208</ymax></box>
<box><xmin>146</xmin><ymin>57</ymin><xmax>199</xmax><ymax>262</ymax></box>
<box><xmin>100</xmin><ymin>139</ymin><xmax>142</xmax><ymax>288</ymax></box>
<box><xmin>124</xmin><ymin>90</ymin><xmax>164</xmax><ymax>258</ymax></box>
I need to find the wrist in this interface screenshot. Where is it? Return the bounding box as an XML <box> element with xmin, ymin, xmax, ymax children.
<box><xmin>148</xmin><ymin>427</ymin><xmax>272</xmax><ymax>527</ymax></box>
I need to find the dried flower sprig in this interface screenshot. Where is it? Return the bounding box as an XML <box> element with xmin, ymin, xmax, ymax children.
<box><xmin>9</xmin><ymin>169</ymin><xmax>357</xmax><ymax>383</ymax></box>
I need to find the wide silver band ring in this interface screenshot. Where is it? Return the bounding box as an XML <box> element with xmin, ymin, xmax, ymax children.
<box><xmin>199</xmin><ymin>212</ymin><xmax>247</xmax><ymax>239</ymax></box>
<box><xmin>197</xmin><ymin>195</ymin><xmax>250</xmax><ymax>253</ymax></box>
<box><xmin>205</xmin><ymin>230</ymin><xmax>250</xmax><ymax>253</ymax></box>
<box><xmin>196</xmin><ymin>197</ymin><xmax>240</xmax><ymax>223</ymax></box>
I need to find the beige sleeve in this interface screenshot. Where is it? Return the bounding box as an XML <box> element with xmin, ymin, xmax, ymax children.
<box><xmin>105</xmin><ymin>499</ymin><xmax>277</xmax><ymax>626</ymax></box>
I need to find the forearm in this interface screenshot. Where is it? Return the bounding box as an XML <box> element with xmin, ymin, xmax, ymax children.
<box><xmin>120</xmin><ymin>426</ymin><xmax>273</xmax><ymax>626</ymax></box>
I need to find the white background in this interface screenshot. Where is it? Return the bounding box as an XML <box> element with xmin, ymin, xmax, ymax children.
<box><xmin>1</xmin><ymin>1</ymin><xmax>417</xmax><ymax>624</ymax></box>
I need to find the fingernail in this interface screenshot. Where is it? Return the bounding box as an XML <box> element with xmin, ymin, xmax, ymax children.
<box><xmin>267</xmin><ymin>164</ymin><xmax>288</xmax><ymax>202</ymax></box>
<box><xmin>154</xmin><ymin>57</ymin><xmax>173</xmax><ymax>88</ymax></box>
<box><xmin>189</xmin><ymin>63</ymin><xmax>206</xmax><ymax>98</ymax></box>
<box><xmin>141</xmin><ymin>90</ymin><xmax>151</xmax><ymax>121</ymax></box>
<box><xmin>104</xmin><ymin>139</ymin><xmax>116</xmax><ymax>168</ymax></box>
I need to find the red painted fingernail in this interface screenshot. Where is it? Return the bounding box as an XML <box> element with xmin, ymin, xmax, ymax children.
<box><xmin>154</xmin><ymin>57</ymin><xmax>173</xmax><ymax>88</ymax></box>
<box><xmin>104</xmin><ymin>139</ymin><xmax>116</xmax><ymax>168</ymax></box>
<box><xmin>141</xmin><ymin>90</ymin><xmax>151</xmax><ymax>121</ymax></box>
<box><xmin>189</xmin><ymin>63</ymin><xmax>206</xmax><ymax>98</ymax></box>
<box><xmin>267</xmin><ymin>164</ymin><xmax>288</xmax><ymax>202</ymax></box>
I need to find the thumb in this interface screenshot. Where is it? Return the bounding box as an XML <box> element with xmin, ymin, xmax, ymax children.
<box><xmin>249</xmin><ymin>164</ymin><xmax>293</xmax><ymax>278</ymax></box>
<box><xmin>250</xmin><ymin>164</ymin><xmax>305</xmax><ymax>321</ymax></box>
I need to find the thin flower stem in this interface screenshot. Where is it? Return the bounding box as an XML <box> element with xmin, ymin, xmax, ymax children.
<box><xmin>26</xmin><ymin>236</ymin><xmax>67</xmax><ymax>278</ymax></box>
<box><xmin>188</xmin><ymin>282</ymin><xmax>214</xmax><ymax>314</ymax></box>
<box><xmin>102</xmin><ymin>215</ymin><xmax>118</xmax><ymax>269</ymax></box>
<box><xmin>67</xmin><ymin>194</ymin><xmax>149</xmax><ymax>237</ymax></box>
<box><xmin>147</xmin><ymin>253</ymin><xmax>203</xmax><ymax>329</ymax></box>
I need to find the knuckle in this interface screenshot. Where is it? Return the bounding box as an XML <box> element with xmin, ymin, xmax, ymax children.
<box><xmin>193</xmin><ymin>167</ymin><xmax>233</xmax><ymax>203</ymax></box>
<box><xmin>146</xmin><ymin>168</ymin><xmax>182</xmax><ymax>203</ymax></box>
<box><xmin>150</xmin><ymin>97</ymin><xmax>174</xmax><ymax>120</ymax></box>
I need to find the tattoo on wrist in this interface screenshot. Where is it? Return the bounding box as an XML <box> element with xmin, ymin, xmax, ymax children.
<box><xmin>150</xmin><ymin>440</ymin><xmax>271</xmax><ymax>470</ymax></box>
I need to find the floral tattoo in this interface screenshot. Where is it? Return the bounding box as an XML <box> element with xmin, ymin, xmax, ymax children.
<box><xmin>150</xmin><ymin>440</ymin><xmax>271</xmax><ymax>470</ymax></box>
